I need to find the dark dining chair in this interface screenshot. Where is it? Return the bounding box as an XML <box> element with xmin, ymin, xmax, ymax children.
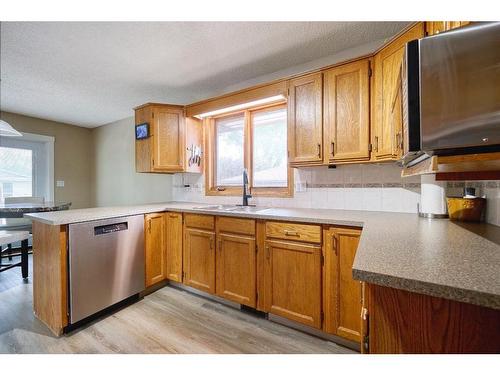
<box><xmin>0</xmin><ymin>230</ymin><xmax>30</xmax><ymax>279</ymax></box>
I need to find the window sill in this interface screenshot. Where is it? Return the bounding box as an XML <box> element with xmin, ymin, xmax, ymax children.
<box><xmin>205</xmin><ymin>187</ymin><xmax>293</xmax><ymax>198</ymax></box>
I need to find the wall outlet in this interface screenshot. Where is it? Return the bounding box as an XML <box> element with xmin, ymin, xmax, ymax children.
<box><xmin>56</xmin><ymin>180</ymin><xmax>65</xmax><ymax>187</ymax></box>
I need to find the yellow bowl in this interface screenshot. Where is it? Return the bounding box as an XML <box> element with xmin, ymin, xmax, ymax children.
<box><xmin>446</xmin><ymin>197</ymin><xmax>486</xmax><ymax>222</ymax></box>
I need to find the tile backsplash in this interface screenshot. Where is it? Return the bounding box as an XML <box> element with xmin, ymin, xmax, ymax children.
<box><xmin>172</xmin><ymin>163</ymin><xmax>500</xmax><ymax>227</ymax></box>
<box><xmin>173</xmin><ymin>163</ymin><xmax>422</xmax><ymax>214</ymax></box>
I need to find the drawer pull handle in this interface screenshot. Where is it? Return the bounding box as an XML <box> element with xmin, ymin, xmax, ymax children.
<box><xmin>284</xmin><ymin>230</ymin><xmax>299</xmax><ymax>237</ymax></box>
<box><xmin>169</xmin><ymin>214</ymin><xmax>178</xmax><ymax>218</ymax></box>
<box><xmin>317</xmin><ymin>143</ymin><xmax>321</xmax><ymax>159</ymax></box>
<box><xmin>266</xmin><ymin>246</ymin><xmax>270</xmax><ymax>260</ymax></box>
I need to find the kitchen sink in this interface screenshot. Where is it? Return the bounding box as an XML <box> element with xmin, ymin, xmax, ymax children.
<box><xmin>223</xmin><ymin>205</ymin><xmax>269</xmax><ymax>213</ymax></box>
<box><xmin>191</xmin><ymin>205</ymin><xmax>226</xmax><ymax>210</ymax></box>
<box><xmin>191</xmin><ymin>204</ymin><xmax>269</xmax><ymax>213</ymax></box>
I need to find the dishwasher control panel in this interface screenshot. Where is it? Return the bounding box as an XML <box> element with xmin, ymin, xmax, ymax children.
<box><xmin>94</xmin><ymin>222</ymin><xmax>128</xmax><ymax>236</ymax></box>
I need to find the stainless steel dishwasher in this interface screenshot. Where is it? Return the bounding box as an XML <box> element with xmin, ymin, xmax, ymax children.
<box><xmin>68</xmin><ymin>215</ymin><xmax>145</xmax><ymax>324</ymax></box>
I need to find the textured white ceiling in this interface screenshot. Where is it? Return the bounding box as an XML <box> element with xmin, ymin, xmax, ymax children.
<box><xmin>0</xmin><ymin>22</ymin><xmax>408</xmax><ymax>127</ymax></box>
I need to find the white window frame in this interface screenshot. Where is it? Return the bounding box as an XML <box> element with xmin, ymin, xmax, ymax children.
<box><xmin>0</xmin><ymin>132</ymin><xmax>55</xmax><ymax>201</ymax></box>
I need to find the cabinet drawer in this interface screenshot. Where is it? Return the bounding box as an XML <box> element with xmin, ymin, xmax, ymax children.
<box><xmin>265</xmin><ymin>221</ymin><xmax>321</xmax><ymax>244</ymax></box>
<box><xmin>217</xmin><ymin>216</ymin><xmax>255</xmax><ymax>236</ymax></box>
<box><xmin>184</xmin><ymin>213</ymin><xmax>215</xmax><ymax>231</ymax></box>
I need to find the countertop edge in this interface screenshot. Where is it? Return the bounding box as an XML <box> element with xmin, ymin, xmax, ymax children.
<box><xmin>352</xmin><ymin>269</ymin><xmax>500</xmax><ymax>310</ymax></box>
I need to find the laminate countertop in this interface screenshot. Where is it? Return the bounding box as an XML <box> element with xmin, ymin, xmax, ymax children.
<box><xmin>25</xmin><ymin>201</ymin><xmax>500</xmax><ymax>310</ymax></box>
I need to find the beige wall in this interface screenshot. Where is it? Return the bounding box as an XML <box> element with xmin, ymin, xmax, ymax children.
<box><xmin>90</xmin><ymin>116</ymin><xmax>173</xmax><ymax>207</ymax></box>
<box><xmin>1</xmin><ymin>111</ymin><xmax>92</xmax><ymax>208</ymax></box>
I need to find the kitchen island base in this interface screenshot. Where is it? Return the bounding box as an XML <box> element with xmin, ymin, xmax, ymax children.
<box><xmin>32</xmin><ymin>221</ymin><xmax>68</xmax><ymax>336</ymax></box>
<box><xmin>364</xmin><ymin>284</ymin><xmax>500</xmax><ymax>353</ymax></box>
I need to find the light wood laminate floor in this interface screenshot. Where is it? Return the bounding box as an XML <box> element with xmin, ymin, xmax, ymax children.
<box><xmin>0</xmin><ymin>258</ymin><xmax>354</xmax><ymax>354</ymax></box>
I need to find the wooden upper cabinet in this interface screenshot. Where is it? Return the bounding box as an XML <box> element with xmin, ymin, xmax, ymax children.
<box><xmin>183</xmin><ymin>216</ymin><xmax>216</xmax><ymax>294</ymax></box>
<box><xmin>145</xmin><ymin>213</ymin><xmax>167</xmax><ymax>287</ymax></box>
<box><xmin>134</xmin><ymin>103</ymin><xmax>203</xmax><ymax>174</ymax></box>
<box><xmin>184</xmin><ymin>117</ymin><xmax>203</xmax><ymax>173</ymax></box>
<box><xmin>165</xmin><ymin>212</ymin><xmax>183</xmax><ymax>283</ymax></box>
<box><xmin>323</xmin><ymin>226</ymin><xmax>363</xmax><ymax>343</ymax></box>
<box><xmin>372</xmin><ymin>23</ymin><xmax>425</xmax><ymax>161</ymax></box>
<box><xmin>153</xmin><ymin>105</ymin><xmax>185</xmax><ymax>172</ymax></box>
<box><xmin>264</xmin><ymin>239</ymin><xmax>322</xmax><ymax>329</ymax></box>
<box><xmin>288</xmin><ymin>73</ymin><xmax>323</xmax><ymax>166</ymax></box>
<box><xmin>425</xmin><ymin>21</ymin><xmax>470</xmax><ymax>36</ymax></box>
<box><xmin>323</xmin><ymin>59</ymin><xmax>371</xmax><ymax>163</ymax></box>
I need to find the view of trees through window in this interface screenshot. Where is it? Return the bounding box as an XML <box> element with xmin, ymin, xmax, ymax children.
<box><xmin>215</xmin><ymin>114</ymin><xmax>244</xmax><ymax>186</ymax></box>
<box><xmin>252</xmin><ymin>107</ymin><xmax>287</xmax><ymax>187</ymax></box>
<box><xmin>214</xmin><ymin>104</ymin><xmax>288</xmax><ymax>189</ymax></box>
<box><xmin>0</xmin><ymin>146</ymin><xmax>33</xmax><ymax>200</ymax></box>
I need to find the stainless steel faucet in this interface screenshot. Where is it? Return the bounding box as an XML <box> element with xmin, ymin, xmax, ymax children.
<box><xmin>242</xmin><ymin>168</ymin><xmax>252</xmax><ymax>206</ymax></box>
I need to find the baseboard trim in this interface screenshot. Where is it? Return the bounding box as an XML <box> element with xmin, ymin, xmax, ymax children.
<box><xmin>167</xmin><ymin>281</ymin><xmax>241</xmax><ymax>310</ymax></box>
<box><xmin>268</xmin><ymin>313</ymin><xmax>360</xmax><ymax>352</ymax></box>
<box><xmin>140</xmin><ymin>280</ymin><xmax>168</xmax><ymax>297</ymax></box>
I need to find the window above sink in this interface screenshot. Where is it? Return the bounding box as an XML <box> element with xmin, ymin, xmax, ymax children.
<box><xmin>205</xmin><ymin>102</ymin><xmax>293</xmax><ymax>198</ymax></box>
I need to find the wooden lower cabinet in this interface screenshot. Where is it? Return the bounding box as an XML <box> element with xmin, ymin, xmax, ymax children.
<box><xmin>165</xmin><ymin>212</ymin><xmax>183</xmax><ymax>282</ymax></box>
<box><xmin>145</xmin><ymin>213</ymin><xmax>167</xmax><ymax>287</ymax></box>
<box><xmin>216</xmin><ymin>233</ymin><xmax>256</xmax><ymax>307</ymax></box>
<box><xmin>365</xmin><ymin>284</ymin><xmax>500</xmax><ymax>353</ymax></box>
<box><xmin>264</xmin><ymin>239</ymin><xmax>322</xmax><ymax>329</ymax></box>
<box><xmin>183</xmin><ymin>227</ymin><xmax>216</xmax><ymax>294</ymax></box>
<box><xmin>323</xmin><ymin>227</ymin><xmax>363</xmax><ymax>343</ymax></box>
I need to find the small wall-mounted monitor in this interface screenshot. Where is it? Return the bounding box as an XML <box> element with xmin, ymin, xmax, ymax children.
<box><xmin>135</xmin><ymin>123</ymin><xmax>149</xmax><ymax>140</ymax></box>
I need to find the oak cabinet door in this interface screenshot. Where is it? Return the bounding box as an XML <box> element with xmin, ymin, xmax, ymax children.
<box><xmin>145</xmin><ymin>213</ymin><xmax>166</xmax><ymax>287</ymax></box>
<box><xmin>165</xmin><ymin>212</ymin><xmax>183</xmax><ymax>282</ymax></box>
<box><xmin>288</xmin><ymin>73</ymin><xmax>323</xmax><ymax>166</ymax></box>
<box><xmin>183</xmin><ymin>228</ymin><xmax>215</xmax><ymax>294</ymax></box>
<box><xmin>265</xmin><ymin>239</ymin><xmax>322</xmax><ymax>328</ymax></box>
<box><xmin>324</xmin><ymin>59</ymin><xmax>371</xmax><ymax>163</ymax></box>
<box><xmin>216</xmin><ymin>233</ymin><xmax>256</xmax><ymax>307</ymax></box>
<box><xmin>323</xmin><ymin>227</ymin><xmax>362</xmax><ymax>342</ymax></box>
<box><xmin>372</xmin><ymin>23</ymin><xmax>424</xmax><ymax>160</ymax></box>
<box><xmin>425</xmin><ymin>21</ymin><xmax>470</xmax><ymax>36</ymax></box>
<box><xmin>152</xmin><ymin>106</ymin><xmax>185</xmax><ymax>172</ymax></box>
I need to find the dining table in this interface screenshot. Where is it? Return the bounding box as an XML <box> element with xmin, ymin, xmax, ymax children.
<box><xmin>0</xmin><ymin>201</ymin><xmax>71</xmax><ymax>278</ymax></box>
<box><xmin>0</xmin><ymin>201</ymin><xmax>71</xmax><ymax>229</ymax></box>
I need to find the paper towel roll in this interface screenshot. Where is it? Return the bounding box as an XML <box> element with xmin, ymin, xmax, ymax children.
<box><xmin>420</xmin><ymin>174</ymin><xmax>447</xmax><ymax>215</ymax></box>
